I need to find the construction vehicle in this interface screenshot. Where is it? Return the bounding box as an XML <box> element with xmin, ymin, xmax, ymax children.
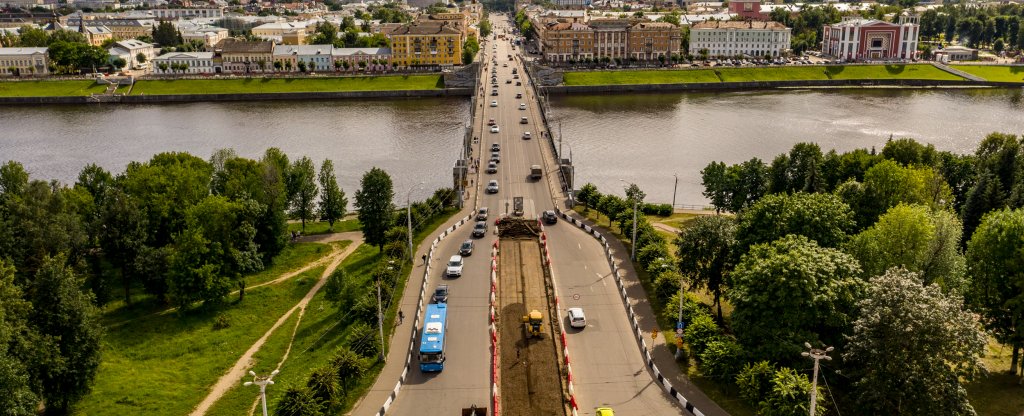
<box><xmin>513</xmin><ymin>196</ymin><xmax>524</xmax><ymax>216</ymax></box>
<box><xmin>522</xmin><ymin>309</ymin><xmax>543</xmax><ymax>337</ymax></box>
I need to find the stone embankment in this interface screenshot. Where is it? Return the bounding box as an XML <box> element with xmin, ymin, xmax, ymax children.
<box><xmin>0</xmin><ymin>88</ymin><xmax>473</xmax><ymax>105</ymax></box>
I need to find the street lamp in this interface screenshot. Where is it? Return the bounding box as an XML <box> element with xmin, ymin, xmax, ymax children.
<box><xmin>243</xmin><ymin>369</ymin><xmax>279</xmax><ymax>416</ymax></box>
<box><xmin>802</xmin><ymin>342</ymin><xmax>834</xmax><ymax>416</ymax></box>
<box><xmin>406</xmin><ymin>182</ymin><xmax>424</xmax><ymax>263</ymax></box>
<box><xmin>619</xmin><ymin>179</ymin><xmax>638</xmax><ymax>261</ymax></box>
<box><xmin>672</xmin><ymin>173</ymin><xmax>678</xmax><ymax>210</ymax></box>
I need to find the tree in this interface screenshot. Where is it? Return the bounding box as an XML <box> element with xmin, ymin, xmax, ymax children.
<box><xmin>736</xmin><ymin>192</ymin><xmax>855</xmax><ymax>253</ymax></box>
<box><xmin>846</xmin><ymin>204</ymin><xmax>965</xmax><ymax>290</ymax></box>
<box><xmin>729</xmin><ymin>235</ymin><xmax>862</xmax><ymax>363</ymax></box>
<box><xmin>845</xmin><ymin>268</ymin><xmax>986</xmax><ymax>416</ymax></box>
<box><xmin>759</xmin><ymin>367</ymin><xmax>822</xmax><ymax>416</ymax></box>
<box><xmin>317</xmin><ymin>160</ymin><xmax>347</xmax><ymax>229</ymax></box>
<box><xmin>135</xmin><ymin>52</ymin><xmax>147</xmax><ymax>64</ymax></box>
<box><xmin>289</xmin><ymin>157</ymin><xmax>319</xmax><ymax>232</ymax></box>
<box><xmin>97</xmin><ymin>188</ymin><xmax>148</xmax><ymax>304</ymax></box>
<box><xmin>309</xmin><ymin>21</ymin><xmax>339</xmax><ymax>46</ymax></box>
<box><xmin>26</xmin><ymin>255</ymin><xmax>103</xmax><ymax>414</ymax></box>
<box><xmin>331</xmin><ymin>346</ymin><xmax>365</xmax><ymax>397</ymax></box>
<box><xmin>306</xmin><ymin>366</ymin><xmax>339</xmax><ymax>408</ymax></box>
<box><xmin>112</xmin><ymin>57</ymin><xmax>127</xmax><ymax>70</ymax></box>
<box><xmin>16</xmin><ymin>25</ymin><xmax>49</xmax><ymax>47</ymax></box>
<box><xmin>675</xmin><ymin>215</ymin><xmax>737</xmax><ymax>321</ymax></box>
<box><xmin>727</xmin><ymin>158</ymin><xmax>769</xmax><ymax>212</ymax></box>
<box><xmin>575</xmin><ymin>183</ymin><xmax>599</xmax><ymax>211</ymax></box>
<box><xmin>966</xmin><ymin>208</ymin><xmax>1024</xmax><ymax>376</ymax></box>
<box><xmin>153</xmin><ymin>21</ymin><xmax>182</xmax><ymax>47</ymax></box>
<box><xmin>0</xmin><ymin>260</ymin><xmax>39</xmax><ymax>415</ymax></box>
<box><xmin>274</xmin><ymin>385</ymin><xmax>324</xmax><ymax>416</ymax></box>
<box><xmin>354</xmin><ymin>167</ymin><xmax>394</xmax><ymax>251</ymax></box>
<box><xmin>701</xmin><ymin>161</ymin><xmax>730</xmax><ymax>213</ymax></box>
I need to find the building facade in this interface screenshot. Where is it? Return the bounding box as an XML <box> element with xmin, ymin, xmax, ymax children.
<box><xmin>151</xmin><ymin>8</ymin><xmax>225</xmax><ymax>19</ymax></box>
<box><xmin>0</xmin><ymin>47</ymin><xmax>48</xmax><ymax>75</ymax></box>
<box><xmin>252</xmin><ymin>21</ymin><xmax>311</xmax><ymax>44</ymax></box>
<box><xmin>540</xmin><ymin>21</ymin><xmax>593</xmax><ymax>62</ymax></box>
<box><xmin>152</xmin><ymin>51</ymin><xmax>215</xmax><ymax>73</ymax></box>
<box><xmin>539</xmin><ymin>18</ymin><xmax>680</xmax><ymax>63</ymax></box>
<box><xmin>727</xmin><ymin>0</ymin><xmax>763</xmax><ymax>20</ymax></box>
<box><xmin>332</xmin><ymin>47</ymin><xmax>391</xmax><ymax>70</ymax></box>
<box><xmin>690</xmin><ymin>20</ymin><xmax>790</xmax><ymax>58</ymax></box>
<box><xmin>589</xmin><ymin>19</ymin><xmax>630</xmax><ymax>61</ymax></box>
<box><xmin>216</xmin><ymin>39</ymin><xmax>274</xmax><ymax>72</ymax></box>
<box><xmin>822</xmin><ymin>16</ymin><xmax>919</xmax><ymax>61</ymax></box>
<box><xmin>108</xmin><ymin>39</ymin><xmax>154</xmax><ymax>70</ymax></box>
<box><xmin>181</xmin><ymin>26</ymin><xmax>229</xmax><ymax>46</ymax></box>
<box><xmin>389</xmin><ymin>20</ymin><xmax>463</xmax><ymax>67</ymax></box>
<box><xmin>273</xmin><ymin>44</ymin><xmax>334</xmax><ymax>71</ymax></box>
<box><xmin>627</xmin><ymin>21</ymin><xmax>681</xmax><ymax>61</ymax></box>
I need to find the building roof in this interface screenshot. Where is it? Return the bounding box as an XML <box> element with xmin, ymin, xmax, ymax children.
<box><xmin>827</xmin><ymin>18</ymin><xmax>901</xmax><ymax>28</ymax></box>
<box><xmin>940</xmin><ymin>45</ymin><xmax>976</xmax><ymax>52</ymax></box>
<box><xmin>390</xmin><ymin>20</ymin><xmax>462</xmax><ymax>35</ymax></box>
<box><xmin>0</xmin><ymin>47</ymin><xmax>48</xmax><ymax>55</ymax></box>
<box><xmin>252</xmin><ymin>21</ymin><xmax>311</xmax><ymax>31</ymax></box>
<box><xmin>631</xmin><ymin>22</ymin><xmax>678</xmax><ymax>30</ymax></box>
<box><xmin>588</xmin><ymin>18</ymin><xmax>637</xmax><ymax>29</ymax></box>
<box><xmin>217</xmin><ymin>39</ymin><xmax>274</xmax><ymax>54</ymax></box>
<box><xmin>332</xmin><ymin>47</ymin><xmax>391</xmax><ymax>56</ymax></box>
<box><xmin>691</xmin><ymin>20</ymin><xmax>788</xmax><ymax>30</ymax></box>
<box><xmin>273</xmin><ymin>44</ymin><xmax>334</xmax><ymax>57</ymax></box>
<box><xmin>154</xmin><ymin>51</ymin><xmax>214</xmax><ymax>60</ymax></box>
<box><xmin>113</xmin><ymin>39</ymin><xmax>152</xmax><ymax>50</ymax></box>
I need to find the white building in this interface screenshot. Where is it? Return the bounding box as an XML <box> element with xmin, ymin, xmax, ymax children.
<box><xmin>180</xmin><ymin>25</ymin><xmax>229</xmax><ymax>46</ymax></box>
<box><xmin>0</xmin><ymin>47</ymin><xmax>49</xmax><ymax>75</ymax></box>
<box><xmin>273</xmin><ymin>45</ymin><xmax>335</xmax><ymax>71</ymax></box>
<box><xmin>151</xmin><ymin>8</ymin><xmax>224</xmax><ymax>19</ymax></box>
<box><xmin>689</xmin><ymin>20</ymin><xmax>791</xmax><ymax>58</ymax></box>
<box><xmin>108</xmin><ymin>39</ymin><xmax>155</xmax><ymax>71</ymax></box>
<box><xmin>152</xmin><ymin>51</ymin><xmax>215</xmax><ymax>73</ymax></box>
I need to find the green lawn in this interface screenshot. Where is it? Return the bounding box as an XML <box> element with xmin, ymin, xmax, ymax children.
<box><xmin>950</xmin><ymin>65</ymin><xmax>1024</xmax><ymax>83</ymax></box>
<box><xmin>824</xmin><ymin>64</ymin><xmax>963</xmax><ymax>80</ymax></box>
<box><xmin>288</xmin><ymin>219</ymin><xmax>362</xmax><ymax>235</ymax></box>
<box><xmin>965</xmin><ymin>339</ymin><xmax>1024</xmax><ymax>416</ymax></box>
<box><xmin>130</xmin><ymin>75</ymin><xmax>444</xmax><ymax>95</ymax></box>
<box><xmin>716</xmin><ymin>66</ymin><xmax>830</xmax><ymax>82</ymax></box>
<box><xmin>0</xmin><ymin>80</ymin><xmax>107</xmax><ymax>97</ymax></box>
<box><xmin>563</xmin><ymin>69</ymin><xmax>721</xmax><ymax>86</ymax></box>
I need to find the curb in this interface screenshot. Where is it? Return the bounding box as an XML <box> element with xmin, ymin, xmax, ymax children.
<box><xmin>538</xmin><ymin>218</ymin><xmax>579</xmax><ymax>416</ymax></box>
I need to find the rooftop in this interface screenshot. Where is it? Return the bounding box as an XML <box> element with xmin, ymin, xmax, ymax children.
<box><xmin>273</xmin><ymin>44</ymin><xmax>334</xmax><ymax>56</ymax></box>
<box><xmin>217</xmin><ymin>39</ymin><xmax>274</xmax><ymax>54</ymax></box>
<box><xmin>153</xmin><ymin>51</ymin><xmax>214</xmax><ymax>60</ymax></box>
<box><xmin>691</xmin><ymin>20</ymin><xmax>788</xmax><ymax>30</ymax></box>
<box><xmin>0</xmin><ymin>47</ymin><xmax>48</xmax><ymax>55</ymax></box>
<box><xmin>390</xmin><ymin>21</ymin><xmax>461</xmax><ymax>35</ymax></box>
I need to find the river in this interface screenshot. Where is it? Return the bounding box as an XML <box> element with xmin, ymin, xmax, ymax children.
<box><xmin>2</xmin><ymin>88</ymin><xmax>1023</xmax><ymax>206</ymax></box>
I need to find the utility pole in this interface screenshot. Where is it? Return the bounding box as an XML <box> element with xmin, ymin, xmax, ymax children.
<box><xmin>672</xmin><ymin>173</ymin><xmax>678</xmax><ymax>210</ymax></box>
<box><xmin>243</xmin><ymin>369</ymin><xmax>279</xmax><ymax>416</ymax></box>
<box><xmin>558</xmin><ymin>120</ymin><xmax>563</xmax><ymax>160</ymax></box>
<box><xmin>802</xmin><ymin>342</ymin><xmax>833</xmax><ymax>416</ymax></box>
<box><xmin>376</xmin><ymin>279</ymin><xmax>386</xmax><ymax>362</ymax></box>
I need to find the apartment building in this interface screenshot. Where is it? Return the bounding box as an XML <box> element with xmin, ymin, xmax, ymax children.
<box><xmin>538</xmin><ymin>18</ymin><xmax>680</xmax><ymax>63</ymax></box>
<box><xmin>216</xmin><ymin>39</ymin><xmax>274</xmax><ymax>72</ymax></box>
<box><xmin>389</xmin><ymin>20</ymin><xmax>463</xmax><ymax>67</ymax></box>
<box><xmin>689</xmin><ymin>20</ymin><xmax>791</xmax><ymax>58</ymax></box>
<box><xmin>152</xmin><ymin>51</ymin><xmax>215</xmax><ymax>73</ymax></box>
<box><xmin>0</xmin><ymin>47</ymin><xmax>48</xmax><ymax>75</ymax></box>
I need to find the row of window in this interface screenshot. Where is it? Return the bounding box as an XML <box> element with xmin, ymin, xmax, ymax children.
<box><xmin>156</xmin><ymin>59</ymin><xmax>212</xmax><ymax>67</ymax></box>
<box><xmin>0</xmin><ymin>59</ymin><xmax>44</xmax><ymax>67</ymax></box>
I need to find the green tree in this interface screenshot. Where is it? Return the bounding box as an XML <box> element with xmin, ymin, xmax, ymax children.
<box><xmin>289</xmin><ymin>157</ymin><xmax>319</xmax><ymax>232</ymax></box>
<box><xmin>97</xmin><ymin>188</ymin><xmax>148</xmax><ymax>304</ymax></box>
<box><xmin>966</xmin><ymin>208</ymin><xmax>1024</xmax><ymax>376</ymax></box>
<box><xmin>575</xmin><ymin>183</ymin><xmax>599</xmax><ymax>211</ymax></box>
<box><xmin>274</xmin><ymin>385</ymin><xmax>324</xmax><ymax>416</ymax></box>
<box><xmin>47</xmin><ymin>30</ymin><xmax>88</xmax><ymax>45</ymax></box>
<box><xmin>317</xmin><ymin>159</ymin><xmax>347</xmax><ymax>230</ymax></box>
<box><xmin>16</xmin><ymin>25</ymin><xmax>50</xmax><ymax>47</ymax></box>
<box><xmin>0</xmin><ymin>260</ymin><xmax>38</xmax><ymax>415</ymax></box>
<box><xmin>308</xmin><ymin>21</ymin><xmax>339</xmax><ymax>46</ymax></box>
<box><xmin>596</xmin><ymin>194</ymin><xmax>626</xmax><ymax>227</ymax></box>
<box><xmin>701</xmin><ymin>161</ymin><xmax>730</xmax><ymax>213</ymax></box>
<box><xmin>306</xmin><ymin>366</ymin><xmax>339</xmax><ymax>408</ymax></box>
<box><xmin>881</xmin><ymin>137</ymin><xmax>938</xmax><ymax>167</ymax></box>
<box><xmin>153</xmin><ymin>21</ymin><xmax>182</xmax><ymax>47</ymax></box>
<box><xmin>675</xmin><ymin>215</ymin><xmax>737</xmax><ymax>320</ymax></box>
<box><xmin>729</xmin><ymin>235</ymin><xmax>862</xmax><ymax>363</ymax></box>
<box><xmin>737</xmin><ymin>192</ymin><xmax>855</xmax><ymax>253</ymax></box>
<box><xmin>135</xmin><ymin>52</ymin><xmax>147</xmax><ymax>64</ymax></box>
<box><xmin>845</xmin><ymin>268</ymin><xmax>986</xmax><ymax>416</ymax></box>
<box><xmin>331</xmin><ymin>346</ymin><xmax>365</xmax><ymax>397</ymax></box>
<box><xmin>27</xmin><ymin>255</ymin><xmax>103</xmax><ymax>415</ymax></box>
<box><xmin>727</xmin><ymin>158</ymin><xmax>769</xmax><ymax>213</ymax></box>
<box><xmin>111</xmin><ymin>57</ymin><xmax>126</xmax><ymax>70</ymax></box>
<box><xmin>759</xmin><ymin>367</ymin><xmax>822</xmax><ymax>416</ymax></box>
<box><xmin>354</xmin><ymin>167</ymin><xmax>394</xmax><ymax>251</ymax></box>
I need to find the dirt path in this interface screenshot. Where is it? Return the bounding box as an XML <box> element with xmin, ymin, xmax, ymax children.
<box><xmin>189</xmin><ymin>234</ymin><xmax>364</xmax><ymax>416</ymax></box>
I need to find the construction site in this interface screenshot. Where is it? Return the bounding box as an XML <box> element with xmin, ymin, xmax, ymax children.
<box><xmin>496</xmin><ymin>217</ymin><xmax>567</xmax><ymax>416</ymax></box>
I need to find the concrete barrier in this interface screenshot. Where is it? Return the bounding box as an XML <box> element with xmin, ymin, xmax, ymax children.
<box><xmin>542</xmin><ymin>78</ymin><xmax>1024</xmax><ymax>95</ymax></box>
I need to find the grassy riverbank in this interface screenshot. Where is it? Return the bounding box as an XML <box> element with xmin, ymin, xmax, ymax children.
<box><xmin>0</xmin><ymin>80</ymin><xmax>107</xmax><ymax>96</ymax></box>
<box><xmin>130</xmin><ymin>75</ymin><xmax>444</xmax><ymax>95</ymax></box>
<box><xmin>950</xmin><ymin>65</ymin><xmax>1024</xmax><ymax>82</ymax></box>
<box><xmin>563</xmin><ymin>64</ymin><xmax>964</xmax><ymax>86</ymax></box>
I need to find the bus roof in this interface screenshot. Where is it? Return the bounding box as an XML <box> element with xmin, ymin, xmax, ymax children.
<box><xmin>420</xmin><ymin>303</ymin><xmax>447</xmax><ymax>354</ymax></box>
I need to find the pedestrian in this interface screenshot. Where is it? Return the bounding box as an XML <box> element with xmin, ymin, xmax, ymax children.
<box><xmin>398</xmin><ymin>310</ymin><xmax>405</xmax><ymax>325</ymax></box>
<box><xmin>422</xmin><ymin>253</ymin><xmax>428</xmax><ymax>266</ymax></box>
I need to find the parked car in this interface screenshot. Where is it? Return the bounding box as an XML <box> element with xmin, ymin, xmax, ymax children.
<box><xmin>445</xmin><ymin>255</ymin><xmax>463</xmax><ymax>277</ymax></box>
<box><xmin>486</xmin><ymin>180</ymin><xmax>499</xmax><ymax>193</ymax></box>
<box><xmin>542</xmin><ymin>210</ymin><xmax>557</xmax><ymax>224</ymax></box>
<box><xmin>520</xmin><ymin>117</ymin><xmax>528</xmax><ymax>124</ymax></box>
<box><xmin>476</xmin><ymin>207</ymin><xmax>489</xmax><ymax>221</ymax></box>
<box><xmin>515</xmin><ymin>93</ymin><xmax>522</xmax><ymax>98</ymax></box>
<box><xmin>488</xmin><ymin>118</ymin><xmax>496</xmax><ymax>126</ymax></box>
<box><xmin>459</xmin><ymin>240</ymin><xmax>474</xmax><ymax>256</ymax></box>
<box><xmin>515</xmin><ymin>81</ymin><xmax>521</xmax><ymax>86</ymax></box>
<box><xmin>567</xmin><ymin>307</ymin><xmax>586</xmax><ymax>328</ymax></box>
<box><xmin>472</xmin><ymin>221</ymin><xmax>488</xmax><ymax>237</ymax></box>
<box><xmin>432</xmin><ymin>284</ymin><xmax>449</xmax><ymax>303</ymax></box>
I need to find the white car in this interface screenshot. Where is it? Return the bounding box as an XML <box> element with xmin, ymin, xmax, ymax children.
<box><xmin>490</xmin><ymin>100</ymin><xmax>498</xmax><ymax>107</ymax></box>
<box><xmin>522</xmin><ymin>132</ymin><xmax>531</xmax><ymax>140</ymax></box>
<box><xmin>519</xmin><ymin>103</ymin><xmax>526</xmax><ymax>110</ymax></box>
<box><xmin>446</xmin><ymin>255</ymin><xmax>464</xmax><ymax>277</ymax></box>
<box><xmin>486</xmin><ymin>180</ymin><xmax>499</xmax><ymax>193</ymax></box>
<box><xmin>567</xmin><ymin>307</ymin><xmax>586</xmax><ymax>328</ymax></box>
<box><xmin>490</xmin><ymin>125</ymin><xmax>499</xmax><ymax>133</ymax></box>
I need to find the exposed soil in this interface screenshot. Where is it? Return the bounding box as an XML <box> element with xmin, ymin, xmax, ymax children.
<box><xmin>498</xmin><ymin>239</ymin><xmax>565</xmax><ymax>416</ymax></box>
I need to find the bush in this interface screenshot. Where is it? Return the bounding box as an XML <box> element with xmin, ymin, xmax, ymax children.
<box><xmin>684</xmin><ymin>313</ymin><xmax>720</xmax><ymax>357</ymax></box>
<box><xmin>306</xmin><ymin>366</ymin><xmax>339</xmax><ymax>407</ymax></box>
<box><xmin>330</xmin><ymin>346</ymin><xmax>365</xmax><ymax>395</ymax></box>
<box><xmin>212</xmin><ymin>314</ymin><xmax>230</xmax><ymax>330</ymax></box>
<box><xmin>661</xmin><ymin>291</ymin><xmax>711</xmax><ymax>326</ymax></box>
<box><xmin>652</xmin><ymin>269</ymin><xmax>683</xmax><ymax>301</ymax></box>
<box><xmin>760</xmin><ymin>367</ymin><xmax>822</xmax><ymax>416</ymax></box>
<box><xmin>350</xmin><ymin>293</ymin><xmax>378</xmax><ymax>326</ymax></box>
<box><xmin>637</xmin><ymin>242</ymin><xmax>671</xmax><ymax>272</ymax></box>
<box><xmin>274</xmin><ymin>385</ymin><xmax>325</xmax><ymax>416</ymax></box>
<box><xmin>698</xmin><ymin>336</ymin><xmax>744</xmax><ymax>382</ymax></box>
<box><xmin>642</xmin><ymin>203</ymin><xmax>673</xmax><ymax>216</ymax></box>
<box><xmin>346</xmin><ymin>322</ymin><xmax>381</xmax><ymax>359</ymax></box>
<box><xmin>324</xmin><ymin>269</ymin><xmax>345</xmax><ymax>303</ymax></box>
<box><xmin>736</xmin><ymin>360</ymin><xmax>776</xmax><ymax>406</ymax></box>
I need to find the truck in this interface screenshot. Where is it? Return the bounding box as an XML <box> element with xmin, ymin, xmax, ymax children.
<box><xmin>530</xmin><ymin>165</ymin><xmax>542</xmax><ymax>180</ymax></box>
<box><xmin>513</xmin><ymin>196</ymin><xmax>524</xmax><ymax>217</ymax></box>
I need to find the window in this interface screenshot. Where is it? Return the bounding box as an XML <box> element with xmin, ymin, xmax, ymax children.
<box><xmin>871</xmin><ymin>39</ymin><xmax>883</xmax><ymax>48</ymax></box>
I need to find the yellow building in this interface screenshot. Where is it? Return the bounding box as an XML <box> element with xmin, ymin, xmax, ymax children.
<box><xmin>389</xmin><ymin>20</ymin><xmax>463</xmax><ymax>67</ymax></box>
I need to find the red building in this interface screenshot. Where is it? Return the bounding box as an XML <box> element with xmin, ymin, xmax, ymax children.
<box><xmin>822</xmin><ymin>15</ymin><xmax>920</xmax><ymax>61</ymax></box>
<box><xmin>728</xmin><ymin>0</ymin><xmax>763</xmax><ymax>20</ymax></box>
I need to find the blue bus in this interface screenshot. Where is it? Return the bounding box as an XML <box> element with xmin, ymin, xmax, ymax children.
<box><xmin>419</xmin><ymin>303</ymin><xmax>447</xmax><ymax>372</ymax></box>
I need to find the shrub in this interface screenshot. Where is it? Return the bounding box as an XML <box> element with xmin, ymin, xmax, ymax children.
<box><xmin>346</xmin><ymin>322</ymin><xmax>381</xmax><ymax>359</ymax></box>
<box><xmin>736</xmin><ymin>360</ymin><xmax>776</xmax><ymax>406</ymax></box>
<box><xmin>324</xmin><ymin>269</ymin><xmax>345</xmax><ymax>303</ymax></box>
<box><xmin>331</xmin><ymin>346</ymin><xmax>365</xmax><ymax>395</ymax></box>
<box><xmin>212</xmin><ymin>314</ymin><xmax>230</xmax><ymax>330</ymax></box>
<box><xmin>698</xmin><ymin>336</ymin><xmax>744</xmax><ymax>382</ymax></box>
<box><xmin>306</xmin><ymin>366</ymin><xmax>339</xmax><ymax>407</ymax></box>
<box><xmin>661</xmin><ymin>291</ymin><xmax>711</xmax><ymax>326</ymax></box>
<box><xmin>274</xmin><ymin>385</ymin><xmax>325</xmax><ymax>416</ymax></box>
<box><xmin>684</xmin><ymin>313</ymin><xmax>720</xmax><ymax>357</ymax></box>
<box><xmin>652</xmin><ymin>269</ymin><xmax>683</xmax><ymax>301</ymax></box>
<box><xmin>642</xmin><ymin>203</ymin><xmax>673</xmax><ymax>216</ymax></box>
<box><xmin>760</xmin><ymin>367</ymin><xmax>822</xmax><ymax>416</ymax></box>
<box><xmin>637</xmin><ymin>242</ymin><xmax>671</xmax><ymax>272</ymax></box>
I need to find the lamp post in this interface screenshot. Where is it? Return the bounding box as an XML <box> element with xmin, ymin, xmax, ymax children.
<box><xmin>406</xmin><ymin>182</ymin><xmax>424</xmax><ymax>263</ymax></box>
<box><xmin>672</xmin><ymin>173</ymin><xmax>678</xmax><ymax>210</ymax></box>
<box><xmin>243</xmin><ymin>369</ymin><xmax>279</xmax><ymax>416</ymax></box>
<box><xmin>802</xmin><ymin>342</ymin><xmax>833</xmax><ymax>416</ymax></box>
<box><xmin>619</xmin><ymin>179</ymin><xmax>638</xmax><ymax>261</ymax></box>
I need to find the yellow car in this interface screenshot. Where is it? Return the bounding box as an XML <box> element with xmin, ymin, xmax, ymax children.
<box><xmin>595</xmin><ymin>408</ymin><xmax>615</xmax><ymax>416</ymax></box>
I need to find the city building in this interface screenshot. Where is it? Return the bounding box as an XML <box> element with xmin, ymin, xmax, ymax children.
<box><xmin>216</xmin><ymin>39</ymin><xmax>274</xmax><ymax>73</ymax></box>
<box><xmin>821</xmin><ymin>15</ymin><xmax>920</xmax><ymax>61</ymax></box>
<box><xmin>934</xmin><ymin>45</ymin><xmax>977</xmax><ymax>62</ymax></box>
<box><xmin>66</xmin><ymin>16</ymin><xmax>153</xmax><ymax>40</ymax></box>
<box><xmin>272</xmin><ymin>44</ymin><xmax>334</xmax><ymax>71</ymax></box>
<box><xmin>107</xmin><ymin>39</ymin><xmax>154</xmax><ymax>70</ymax></box>
<box><xmin>150</xmin><ymin>8</ymin><xmax>225</xmax><ymax>19</ymax></box>
<box><xmin>251</xmin><ymin>21</ymin><xmax>312</xmax><ymax>44</ymax></box>
<box><xmin>152</xmin><ymin>51</ymin><xmax>215</xmax><ymax>73</ymax></box>
<box><xmin>332</xmin><ymin>47</ymin><xmax>391</xmax><ymax>70</ymax></box>
<box><xmin>180</xmin><ymin>26</ymin><xmax>229</xmax><ymax>46</ymax></box>
<box><xmin>0</xmin><ymin>47</ymin><xmax>48</xmax><ymax>75</ymax></box>
<box><xmin>728</xmin><ymin>0</ymin><xmax>763</xmax><ymax>20</ymax></box>
<box><xmin>389</xmin><ymin>20</ymin><xmax>463</xmax><ymax>67</ymax></box>
<box><xmin>689</xmin><ymin>20</ymin><xmax>791</xmax><ymax>58</ymax></box>
<box><xmin>539</xmin><ymin>21</ymin><xmax>593</xmax><ymax>62</ymax></box>
<box><xmin>627</xmin><ymin>21</ymin><xmax>681</xmax><ymax>61</ymax></box>
<box><xmin>537</xmin><ymin>18</ymin><xmax>680</xmax><ymax>63</ymax></box>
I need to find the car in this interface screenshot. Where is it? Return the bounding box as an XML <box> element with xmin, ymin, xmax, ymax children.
<box><xmin>491</xmin><ymin>143</ymin><xmax>501</xmax><ymax>151</ymax></box>
<box><xmin>459</xmin><ymin>240</ymin><xmax>474</xmax><ymax>256</ymax></box>
<box><xmin>490</xmin><ymin>125</ymin><xmax>499</xmax><ymax>133</ymax></box>
<box><xmin>520</xmin><ymin>117</ymin><xmax>528</xmax><ymax>124</ymax></box>
<box><xmin>432</xmin><ymin>284</ymin><xmax>449</xmax><ymax>303</ymax></box>
<box><xmin>512</xmin><ymin>68</ymin><xmax>518</xmax><ymax>74</ymax></box>
<box><xmin>491</xmin><ymin>90</ymin><xmax>499</xmax><ymax>96</ymax></box>
<box><xmin>542</xmin><ymin>210</ymin><xmax>557</xmax><ymax>224</ymax></box>
<box><xmin>488</xmin><ymin>118</ymin><xmax>496</xmax><ymax>126</ymax></box>
<box><xmin>445</xmin><ymin>255</ymin><xmax>464</xmax><ymax>277</ymax></box>
<box><xmin>506</xmin><ymin>79</ymin><xmax>512</xmax><ymax>84</ymax></box>
<box><xmin>515</xmin><ymin>81</ymin><xmax>522</xmax><ymax>86</ymax></box>
<box><xmin>567</xmin><ymin>307</ymin><xmax>586</xmax><ymax>328</ymax></box>
<box><xmin>502</xmin><ymin>63</ymin><xmax>508</xmax><ymax>67</ymax></box>
<box><xmin>476</xmin><ymin>207</ymin><xmax>489</xmax><ymax>221</ymax></box>
<box><xmin>486</xmin><ymin>161</ymin><xmax>498</xmax><ymax>173</ymax></box>
<box><xmin>519</xmin><ymin>103</ymin><xmax>526</xmax><ymax>110</ymax></box>
<box><xmin>490</xmin><ymin>100</ymin><xmax>498</xmax><ymax>107</ymax></box>
<box><xmin>472</xmin><ymin>221</ymin><xmax>488</xmax><ymax>237</ymax></box>
<box><xmin>486</xmin><ymin>180</ymin><xmax>499</xmax><ymax>193</ymax></box>
<box><xmin>515</xmin><ymin>93</ymin><xmax>522</xmax><ymax>98</ymax></box>
<box><xmin>490</xmin><ymin>151</ymin><xmax>500</xmax><ymax>162</ymax></box>
<box><xmin>522</xmin><ymin>132</ymin><xmax>531</xmax><ymax>139</ymax></box>
<box><xmin>513</xmin><ymin>74</ymin><xmax>519</xmax><ymax>79</ymax></box>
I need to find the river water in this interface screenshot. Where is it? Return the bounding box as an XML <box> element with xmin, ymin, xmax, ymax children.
<box><xmin>2</xmin><ymin>88</ymin><xmax>1023</xmax><ymax>205</ymax></box>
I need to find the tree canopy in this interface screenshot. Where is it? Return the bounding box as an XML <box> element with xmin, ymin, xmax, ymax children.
<box><xmin>355</xmin><ymin>167</ymin><xmax>394</xmax><ymax>251</ymax></box>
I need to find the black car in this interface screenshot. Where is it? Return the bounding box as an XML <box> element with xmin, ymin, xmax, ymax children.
<box><xmin>432</xmin><ymin>284</ymin><xmax>449</xmax><ymax>303</ymax></box>
<box><xmin>542</xmin><ymin>210</ymin><xmax>558</xmax><ymax>224</ymax></box>
<box><xmin>459</xmin><ymin>240</ymin><xmax>474</xmax><ymax>256</ymax></box>
<box><xmin>472</xmin><ymin>221</ymin><xmax>488</xmax><ymax>237</ymax></box>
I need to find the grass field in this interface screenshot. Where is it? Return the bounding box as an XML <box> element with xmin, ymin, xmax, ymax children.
<box><xmin>965</xmin><ymin>339</ymin><xmax>1024</xmax><ymax>416</ymax></box>
<box><xmin>0</xmin><ymin>80</ymin><xmax>107</xmax><ymax>97</ymax></box>
<box><xmin>716</xmin><ymin>66</ymin><xmax>830</xmax><ymax>82</ymax></box>
<box><xmin>824</xmin><ymin>64</ymin><xmax>962</xmax><ymax>80</ymax></box>
<box><xmin>563</xmin><ymin>69</ymin><xmax>721</xmax><ymax>85</ymax></box>
<box><xmin>130</xmin><ymin>75</ymin><xmax>444</xmax><ymax>95</ymax></box>
<box><xmin>950</xmin><ymin>65</ymin><xmax>1024</xmax><ymax>82</ymax></box>
<box><xmin>287</xmin><ymin>219</ymin><xmax>362</xmax><ymax>235</ymax></box>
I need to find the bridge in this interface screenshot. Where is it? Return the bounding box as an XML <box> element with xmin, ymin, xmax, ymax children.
<box><xmin>351</xmin><ymin>13</ymin><xmax>730</xmax><ymax>416</ymax></box>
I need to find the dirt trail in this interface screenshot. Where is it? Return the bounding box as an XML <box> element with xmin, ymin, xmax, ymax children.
<box><xmin>189</xmin><ymin>234</ymin><xmax>364</xmax><ymax>416</ymax></box>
